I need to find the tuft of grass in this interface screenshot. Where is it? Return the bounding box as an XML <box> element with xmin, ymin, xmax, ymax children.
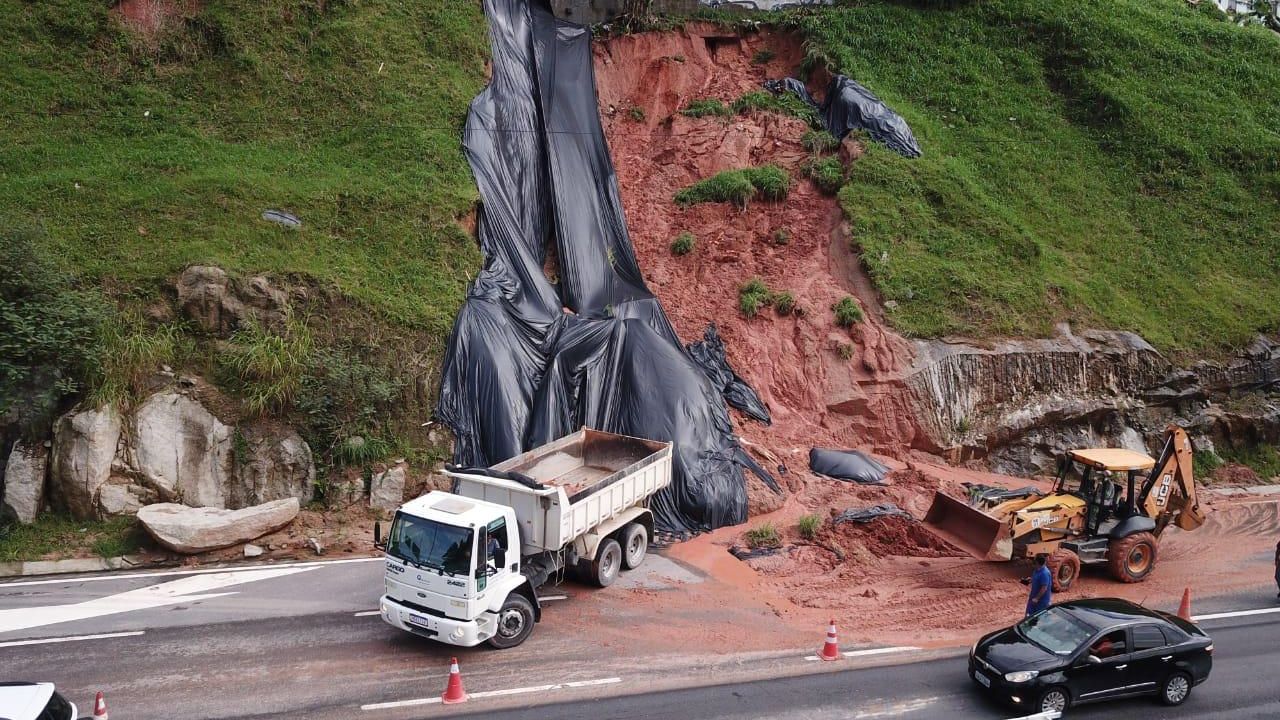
<box><xmin>731</xmin><ymin>90</ymin><xmax>823</xmax><ymax>127</ymax></box>
<box><xmin>773</xmin><ymin>228</ymin><xmax>792</xmax><ymax>245</ymax></box>
<box><xmin>680</xmin><ymin>98</ymin><xmax>732</xmax><ymax>118</ymax></box>
<box><xmin>628</xmin><ymin>106</ymin><xmax>646</xmax><ymax>122</ymax></box>
<box><xmin>803</xmin><ymin>129</ymin><xmax>840</xmax><ymax>155</ymax></box>
<box><xmin>752</xmin><ymin>48</ymin><xmax>776</xmax><ymax>64</ymax></box>
<box><xmin>1213</xmin><ymin>444</ymin><xmax>1280</xmax><ymax>480</ymax></box>
<box><xmin>836</xmin><ymin>342</ymin><xmax>855</xmax><ymax>360</ymax></box>
<box><xmin>773</xmin><ymin>291</ymin><xmax>796</xmax><ymax>315</ymax></box>
<box><xmin>797</xmin><ymin>1</ymin><xmax>1280</xmax><ymax>353</ymax></box>
<box><xmin>0</xmin><ymin>515</ymin><xmax>145</xmax><ymax>562</ymax></box>
<box><xmin>797</xmin><ymin>513</ymin><xmax>822</xmax><ymax>540</ymax></box>
<box><xmin>670</xmin><ymin>54</ymin><xmax>686</xmax><ymax>63</ymax></box>
<box><xmin>739</xmin><ymin>277</ymin><xmax>774</xmax><ymax>318</ymax></box>
<box><xmin>88</xmin><ymin>313</ymin><xmax>194</xmax><ymax>408</ymax></box>
<box><xmin>833</xmin><ymin>296</ymin><xmax>863</xmax><ymax>327</ymax></box>
<box><xmin>744</xmin><ymin>522</ymin><xmax>782</xmax><ymax>549</ymax></box>
<box><xmin>671</xmin><ymin>231</ymin><xmax>695</xmax><ymax>256</ymax></box>
<box><xmin>804</xmin><ymin>156</ymin><xmax>846</xmax><ymax>195</ymax></box>
<box><xmin>674</xmin><ymin>165</ymin><xmax>790</xmax><ymax>209</ymax></box>
<box><xmin>218</xmin><ymin>315</ymin><xmax>314</xmax><ymax>416</ymax></box>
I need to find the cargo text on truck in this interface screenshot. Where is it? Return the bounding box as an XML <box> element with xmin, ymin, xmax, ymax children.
<box><xmin>374</xmin><ymin>429</ymin><xmax>672</xmax><ymax>649</ymax></box>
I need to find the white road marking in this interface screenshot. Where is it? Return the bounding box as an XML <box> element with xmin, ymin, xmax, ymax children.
<box><xmin>361</xmin><ymin>677</ymin><xmax>622</xmax><ymax>710</ymax></box>
<box><xmin>851</xmin><ymin>696</ymin><xmax>937</xmax><ymax>718</ymax></box>
<box><xmin>0</xmin><ymin>630</ymin><xmax>145</xmax><ymax>648</ymax></box>
<box><xmin>1004</xmin><ymin>711</ymin><xmax>1061</xmax><ymax>720</ymax></box>
<box><xmin>1192</xmin><ymin>606</ymin><xmax>1280</xmax><ymax>622</ymax></box>
<box><xmin>354</xmin><ymin>610</ymin><xmax>381</xmax><ymax>617</ymax></box>
<box><xmin>0</xmin><ymin>556</ymin><xmax>383</xmax><ymax>589</ymax></box>
<box><xmin>0</xmin><ymin>566</ymin><xmax>315</xmax><ymax>634</ymax></box>
<box><xmin>804</xmin><ymin>646</ymin><xmax>920</xmax><ymax>662</ymax></box>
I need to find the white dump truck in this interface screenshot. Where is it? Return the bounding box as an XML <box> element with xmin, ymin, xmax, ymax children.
<box><xmin>375</xmin><ymin>428</ymin><xmax>672</xmax><ymax>649</ymax></box>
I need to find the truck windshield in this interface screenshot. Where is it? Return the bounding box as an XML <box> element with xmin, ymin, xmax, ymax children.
<box><xmin>387</xmin><ymin>513</ymin><xmax>473</xmax><ymax>576</ymax></box>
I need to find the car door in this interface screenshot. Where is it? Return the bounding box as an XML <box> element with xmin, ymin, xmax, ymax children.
<box><xmin>1066</xmin><ymin>628</ymin><xmax>1134</xmax><ymax>703</ymax></box>
<box><xmin>1125</xmin><ymin>623</ymin><xmax>1176</xmax><ymax>694</ymax></box>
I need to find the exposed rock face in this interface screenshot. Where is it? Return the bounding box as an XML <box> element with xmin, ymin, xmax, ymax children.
<box><xmin>130</xmin><ymin>392</ymin><xmax>233</xmax><ymax>508</ymax></box>
<box><xmin>97</xmin><ymin>481</ymin><xmax>159</xmax><ymax>518</ymax></box>
<box><xmin>233</xmin><ymin>422</ymin><xmax>316</xmax><ymax>507</ymax></box>
<box><xmin>370</xmin><ymin>462</ymin><xmax>406</xmax><ymax>511</ymax></box>
<box><xmin>137</xmin><ymin>499</ymin><xmax>299</xmax><ymax>554</ymax></box>
<box><xmin>3</xmin><ymin>441</ymin><xmax>48</xmax><ymax>524</ymax></box>
<box><xmin>176</xmin><ymin>265</ymin><xmax>288</xmax><ymax>336</ymax></box>
<box><xmin>50</xmin><ymin>406</ymin><xmax>122</xmax><ymax>520</ymax></box>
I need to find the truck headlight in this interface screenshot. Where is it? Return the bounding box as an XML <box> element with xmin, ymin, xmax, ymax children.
<box><xmin>450</xmin><ymin>627</ymin><xmax>466</xmax><ymax>641</ymax></box>
<box><xmin>1004</xmin><ymin>670</ymin><xmax>1039</xmax><ymax>683</ymax></box>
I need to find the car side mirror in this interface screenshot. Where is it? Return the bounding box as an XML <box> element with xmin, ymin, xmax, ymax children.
<box><xmin>1086</xmin><ymin>654</ymin><xmax>1102</xmax><ymax>665</ymax></box>
<box><xmin>373</xmin><ymin>522</ymin><xmax>385</xmax><ymax>550</ymax></box>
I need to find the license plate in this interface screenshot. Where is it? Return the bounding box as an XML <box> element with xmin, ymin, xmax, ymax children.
<box><xmin>407</xmin><ymin>613</ymin><xmax>433</xmax><ymax>629</ymax></box>
<box><xmin>975</xmin><ymin>671</ymin><xmax>991</xmax><ymax>688</ymax></box>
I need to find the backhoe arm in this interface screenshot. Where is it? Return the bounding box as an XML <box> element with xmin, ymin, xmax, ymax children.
<box><xmin>1139</xmin><ymin>425</ymin><xmax>1205</xmax><ymax>533</ymax></box>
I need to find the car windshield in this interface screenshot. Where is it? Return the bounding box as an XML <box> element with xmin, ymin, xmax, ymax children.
<box><xmin>39</xmin><ymin>690</ymin><xmax>73</xmax><ymax>720</ymax></box>
<box><xmin>1017</xmin><ymin>607</ymin><xmax>1097</xmax><ymax>655</ymax></box>
<box><xmin>387</xmin><ymin>512</ymin><xmax>473</xmax><ymax>576</ymax></box>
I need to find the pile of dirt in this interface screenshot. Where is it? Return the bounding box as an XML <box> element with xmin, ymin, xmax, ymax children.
<box><xmin>1210</xmin><ymin>462</ymin><xmax>1262</xmax><ymax>486</ymax></box>
<box><xmin>826</xmin><ymin>515</ymin><xmax>964</xmax><ymax>559</ymax></box>
<box><xmin>112</xmin><ymin>0</ymin><xmax>202</xmax><ymax>38</ymax></box>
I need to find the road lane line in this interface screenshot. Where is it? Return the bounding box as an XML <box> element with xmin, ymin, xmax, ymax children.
<box><xmin>1193</xmin><ymin>606</ymin><xmax>1280</xmax><ymax>622</ymax></box>
<box><xmin>0</xmin><ymin>556</ymin><xmax>383</xmax><ymax>588</ymax></box>
<box><xmin>804</xmin><ymin>646</ymin><xmax>921</xmax><ymax>662</ymax></box>
<box><xmin>354</xmin><ymin>610</ymin><xmax>381</xmax><ymax>617</ymax></box>
<box><xmin>852</xmin><ymin>696</ymin><xmax>938</xmax><ymax>718</ymax></box>
<box><xmin>0</xmin><ymin>630</ymin><xmax>145</xmax><ymax>648</ymax></box>
<box><xmin>361</xmin><ymin>677</ymin><xmax>621</xmax><ymax>710</ymax></box>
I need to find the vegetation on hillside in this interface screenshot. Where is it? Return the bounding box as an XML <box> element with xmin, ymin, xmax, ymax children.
<box><xmin>793</xmin><ymin>0</ymin><xmax>1280</xmax><ymax>354</ymax></box>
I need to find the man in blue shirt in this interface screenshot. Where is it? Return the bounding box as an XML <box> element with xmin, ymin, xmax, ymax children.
<box><xmin>1026</xmin><ymin>554</ymin><xmax>1053</xmax><ymax>616</ymax></box>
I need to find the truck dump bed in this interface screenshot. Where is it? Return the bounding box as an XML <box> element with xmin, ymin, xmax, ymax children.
<box><xmin>444</xmin><ymin>429</ymin><xmax>672</xmax><ymax>555</ymax></box>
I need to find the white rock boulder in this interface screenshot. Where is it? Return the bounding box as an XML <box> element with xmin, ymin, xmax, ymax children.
<box><xmin>3</xmin><ymin>441</ymin><xmax>48</xmax><ymax>524</ymax></box>
<box><xmin>131</xmin><ymin>392</ymin><xmax>233</xmax><ymax>508</ymax></box>
<box><xmin>233</xmin><ymin>423</ymin><xmax>316</xmax><ymax>507</ymax></box>
<box><xmin>137</xmin><ymin>498</ymin><xmax>300</xmax><ymax>554</ymax></box>
<box><xmin>370</xmin><ymin>462</ymin><xmax>406</xmax><ymax>511</ymax></box>
<box><xmin>50</xmin><ymin>406</ymin><xmax>122</xmax><ymax>520</ymax></box>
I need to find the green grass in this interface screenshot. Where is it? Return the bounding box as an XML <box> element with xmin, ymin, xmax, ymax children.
<box><xmin>739</xmin><ymin>277</ymin><xmax>774</xmax><ymax>318</ymax></box>
<box><xmin>731</xmin><ymin>90</ymin><xmax>822</xmax><ymax>127</ymax></box>
<box><xmin>675</xmin><ymin>165</ymin><xmax>790</xmax><ymax>209</ymax></box>
<box><xmin>773</xmin><ymin>227</ymin><xmax>791</xmax><ymax>245</ymax></box>
<box><xmin>752</xmin><ymin>48</ymin><xmax>776</xmax><ymax>65</ymax></box>
<box><xmin>804</xmin><ymin>156</ymin><xmax>845</xmax><ymax>195</ymax></box>
<box><xmin>744</xmin><ymin>522</ymin><xmax>782</xmax><ymax>549</ymax></box>
<box><xmin>671</xmin><ymin>231</ymin><xmax>695</xmax><ymax>255</ymax></box>
<box><xmin>773</xmin><ymin>291</ymin><xmax>796</xmax><ymax>315</ymax></box>
<box><xmin>0</xmin><ymin>515</ymin><xmax>145</xmax><ymax>562</ymax></box>
<box><xmin>0</xmin><ymin>1</ymin><xmax>486</xmax><ymax>336</ymax></box>
<box><xmin>794</xmin><ymin>0</ymin><xmax>1280</xmax><ymax>354</ymax></box>
<box><xmin>797</xmin><ymin>513</ymin><xmax>822</xmax><ymax>540</ymax></box>
<box><xmin>1207</xmin><ymin>444</ymin><xmax>1280</xmax><ymax>480</ymax></box>
<box><xmin>803</xmin><ymin>129</ymin><xmax>839</xmax><ymax>155</ymax></box>
<box><xmin>680</xmin><ymin>98</ymin><xmax>732</xmax><ymax>118</ymax></box>
<box><xmin>833</xmin><ymin>296</ymin><xmax>863</xmax><ymax>326</ymax></box>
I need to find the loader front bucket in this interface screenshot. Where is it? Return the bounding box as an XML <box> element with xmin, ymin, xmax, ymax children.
<box><xmin>922</xmin><ymin>491</ymin><xmax>1013</xmax><ymax>561</ymax></box>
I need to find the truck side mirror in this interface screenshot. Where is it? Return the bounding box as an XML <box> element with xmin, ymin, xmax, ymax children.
<box><xmin>494</xmin><ymin>547</ymin><xmax>506</xmax><ymax>567</ymax></box>
<box><xmin>373</xmin><ymin>522</ymin><xmax>385</xmax><ymax>550</ymax></box>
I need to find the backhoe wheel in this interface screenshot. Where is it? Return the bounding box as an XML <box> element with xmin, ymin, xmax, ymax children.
<box><xmin>621</xmin><ymin>523</ymin><xmax>648</xmax><ymax>570</ymax></box>
<box><xmin>1108</xmin><ymin>531</ymin><xmax>1158</xmax><ymax>583</ymax></box>
<box><xmin>591</xmin><ymin>538</ymin><xmax>623</xmax><ymax>588</ymax></box>
<box><xmin>1047</xmin><ymin>548</ymin><xmax>1081</xmax><ymax>591</ymax></box>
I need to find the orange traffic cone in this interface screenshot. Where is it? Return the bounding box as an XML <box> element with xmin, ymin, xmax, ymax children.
<box><xmin>818</xmin><ymin>619</ymin><xmax>841</xmax><ymax>661</ymax></box>
<box><xmin>441</xmin><ymin>657</ymin><xmax>469</xmax><ymax>704</ymax></box>
<box><xmin>1178</xmin><ymin>588</ymin><xmax>1192</xmax><ymax>621</ymax></box>
<box><xmin>92</xmin><ymin>691</ymin><xmax>108</xmax><ymax>720</ymax></box>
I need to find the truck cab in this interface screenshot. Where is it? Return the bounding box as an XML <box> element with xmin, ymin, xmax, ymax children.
<box><xmin>377</xmin><ymin>491</ymin><xmax>540</xmax><ymax>649</ymax></box>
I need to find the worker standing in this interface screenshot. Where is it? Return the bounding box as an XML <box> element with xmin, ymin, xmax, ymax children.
<box><xmin>1026</xmin><ymin>554</ymin><xmax>1053</xmax><ymax>616</ymax></box>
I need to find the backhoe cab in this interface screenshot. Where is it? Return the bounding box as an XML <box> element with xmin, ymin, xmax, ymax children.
<box><xmin>922</xmin><ymin>426</ymin><xmax>1204</xmax><ymax>589</ymax></box>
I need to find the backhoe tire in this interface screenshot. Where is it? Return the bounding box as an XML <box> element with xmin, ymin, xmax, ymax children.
<box><xmin>591</xmin><ymin>538</ymin><xmax>623</xmax><ymax>588</ymax></box>
<box><xmin>621</xmin><ymin>522</ymin><xmax>648</xmax><ymax>570</ymax></box>
<box><xmin>1047</xmin><ymin>548</ymin><xmax>1081</xmax><ymax>591</ymax></box>
<box><xmin>1108</xmin><ymin>531</ymin><xmax>1158</xmax><ymax>583</ymax></box>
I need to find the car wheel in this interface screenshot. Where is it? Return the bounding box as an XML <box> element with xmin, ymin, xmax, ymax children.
<box><xmin>1160</xmin><ymin>671</ymin><xmax>1193</xmax><ymax>706</ymax></box>
<box><xmin>1047</xmin><ymin>548</ymin><xmax>1081</xmax><ymax>591</ymax></box>
<box><xmin>487</xmin><ymin>594</ymin><xmax>535</xmax><ymax>649</ymax></box>
<box><xmin>591</xmin><ymin>539</ymin><xmax>623</xmax><ymax>588</ymax></box>
<box><xmin>621</xmin><ymin>523</ymin><xmax>648</xmax><ymax>570</ymax></box>
<box><xmin>1036</xmin><ymin>686</ymin><xmax>1070</xmax><ymax>715</ymax></box>
<box><xmin>1107</xmin><ymin>531</ymin><xmax>1158</xmax><ymax>583</ymax></box>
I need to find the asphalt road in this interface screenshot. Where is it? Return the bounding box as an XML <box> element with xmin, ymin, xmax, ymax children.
<box><xmin>1</xmin><ymin>557</ymin><xmax>1278</xmax><ymax>719</ymax></box>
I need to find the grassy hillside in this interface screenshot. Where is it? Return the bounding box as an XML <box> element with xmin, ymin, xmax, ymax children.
<box><xmin>797</xmin><ymin>0</ymin><xmax>1280</xmax><ymax>354</ymax></box>
<box><xmin>1</xmin><ymin>0</ymin><xmax>486</xmax><ymax>332</ymax></box>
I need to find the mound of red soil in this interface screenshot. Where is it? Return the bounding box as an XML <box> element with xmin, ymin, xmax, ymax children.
<box><xmin>1210</xmin><ymin>462</ymin><xmax>1261</xmax><ymax>486</ymax></box>
<box><xmin>112</xmin><ymin>0</ymin><xmax>201</xmax><ymax>37</ymax></box>
<box><xmin>826</xmin><ymin>516</ymin><xmax>964</xmax><ymax>559</ymax></box>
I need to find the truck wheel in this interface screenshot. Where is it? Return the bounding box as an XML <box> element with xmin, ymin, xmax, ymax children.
<box><xmin>1108</xmin><ymin>531</ymin><xmax>1158</xmax><ymax>583</ymax></box>
<box><xmin>591</xmin><ymin>538</ymin><xmax>623</xmax><ymax>588</ymax></box>
<box><xmin>1047</xmin><ymin>548</ymin><xmax>1081</xmax><ymax>591</ymax></box>
<box><xmin>621</xmin><ymin>523</ymin><xmax>647</xmax><ymax>570</ymax></box>
<box><xmin>487</xmin><ymin>594</ymin><xmax>535</xmax><ymax>649</ymax></box>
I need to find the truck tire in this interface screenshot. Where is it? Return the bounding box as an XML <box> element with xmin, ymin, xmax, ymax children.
<box><xmin>1047</xmin><ymin>548</ymin><xmax>1081</xmax><ymax>591</ymax></box>
<box><xmin>591</xmin><ymin>538</ymin><xmax>623</xmax><ymax>588</ymax></box>
<box><xmin>621</xmin><ymin>523</ymin><xmax>648</xmax><ymax>570</ymax></box>
<box><xmin>487</xmin><ymin>594</ymin><xmax>536</xmax><ymax>649</ymax></box>
<box><xmin>1107</xmin><ymin>531</ymin><xmax>1158</xmax><ymax>583</ymax></box>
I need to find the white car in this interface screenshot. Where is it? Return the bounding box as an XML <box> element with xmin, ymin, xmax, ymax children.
<box><xmin>0</xmin><ymin>682</ymin><xmax>78</xmax><ymax>720</ymax></box>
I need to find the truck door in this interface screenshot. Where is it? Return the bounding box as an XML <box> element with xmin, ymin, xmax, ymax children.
<box><xmin>487</xmin><ymin>518</ymin><xmax>514</xmax><ymax>573</ymax></box>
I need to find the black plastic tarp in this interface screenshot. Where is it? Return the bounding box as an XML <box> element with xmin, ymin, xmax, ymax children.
<box><xmin>832</xmin><ymin>503</ymin><xmax>913</xmax><ymax>525</ymax></box>
<box><xmin>765</xmin><ymin>76</ymin><xmax>921</xmax><ymax>158</ymax></box>
<box><xmin>810</xmin><ymin>448</ymin><xmax>890</xmax><ymax>485</ymax></box>
<box><xmin>686</xmin><ymin>323</ymin><xmax>771</xmax><ymax>425</ymax></box>
<box><xmin>437</xmin><ymin>0</ymin><xmax>772</xmax><ymax>535</ymax></box>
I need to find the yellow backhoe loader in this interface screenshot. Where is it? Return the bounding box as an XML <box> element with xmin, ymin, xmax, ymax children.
<box><xmin>922</xmin><ymin>425</ymin><xmax>1205</xmax><ymax>589</ymax></box>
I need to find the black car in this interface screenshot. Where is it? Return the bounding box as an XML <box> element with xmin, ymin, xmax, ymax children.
<box><xmin>969</xmin><ymin>598</ymin><xmax>1212</xmax><ymax>715</ymax></box>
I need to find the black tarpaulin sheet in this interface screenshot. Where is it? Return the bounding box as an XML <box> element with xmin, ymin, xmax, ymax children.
<box><xmin>810</xmin><ymin>448</ymin><xmax>890</xmax><ymax>485</ymax></box>
<box><xmin>437</xmin><ymin>0</ymin><xmax>772</xmax><ymax>535</ymax></box>
<box><xmin>686</xmin><ymin>323</ymin><xmax>771</xmax><ymax>425</ymax></box>
<box><xmin>766</xmin><ymin>76</ymin><xmax>922</xmax><ymax>158</ymax></box>
<box><xmin>832</xmin><ymin>503</ymin><xmax>913</xmax><ymax>525</ymax></box>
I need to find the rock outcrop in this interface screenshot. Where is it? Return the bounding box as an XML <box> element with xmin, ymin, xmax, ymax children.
<box><xmin>2</xmin><ymin>441</ymin><xmax>48</xmax><ymax>524</ymax></box>
<box><xmin>370</xmin><ymin>462</ymin><xmax>406</xmax><ymax>511</ymax></box>
<box><xmin>130</xmin><ymin>392</ymin><xmax>233</xmax><ymax>508</ymax></box>
<box><xmin>137</xmin><ymin>498</ymin><xmax>300</xmax><ymax>553</ymax></box>
<box><xmin>176</xmin><ymin>265</ymin><xmax>289</xmax><ymax>336</ymax></box>
<box><xmin>232</xmin><ymin>422</ymin><xmax>316</xmax><ymax>507</ymax></box>
<box><xmin>50</xmin><ymin>406</ymin><xmax>122</xmax><ymax>520</ymax></box>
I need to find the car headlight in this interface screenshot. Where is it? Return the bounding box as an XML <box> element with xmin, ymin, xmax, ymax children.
<box><xmin>1004</xmin><ymin>670</ymin><xmax>1039</xmax><ymax>683</ymax></box>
